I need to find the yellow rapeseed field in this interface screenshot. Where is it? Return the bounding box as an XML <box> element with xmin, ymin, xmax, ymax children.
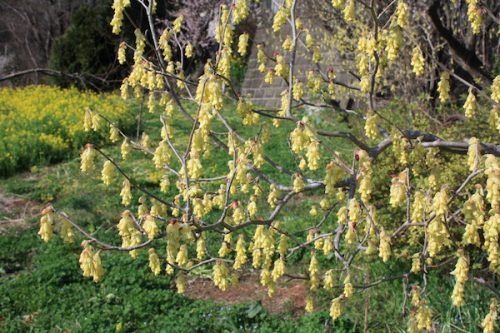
<box><xmin>0</xmin><ymin>85</ymin><xmax>134</xmax><ymax>176</ymax></box>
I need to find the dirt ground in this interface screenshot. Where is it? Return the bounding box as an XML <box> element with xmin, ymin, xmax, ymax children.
<box><xmin>186</xmin><ymin>271</ymin><xmax>308</xmax><ymax>315</ymax></box>
<box><xmin>0</xmin><ymin>191</ymin><xmax>40</xmax><ymax>234</ymax></box>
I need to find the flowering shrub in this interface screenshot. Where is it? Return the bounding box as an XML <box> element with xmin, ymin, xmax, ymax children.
<box><xmin>38</xmin><ymin>0</ymin><xmax>499</xmax><ymax>331</ymax></box>
<box><xmin>0</xmin><ymin>86</ymin><xmax>134</xmax><ymax>176</ymax></box>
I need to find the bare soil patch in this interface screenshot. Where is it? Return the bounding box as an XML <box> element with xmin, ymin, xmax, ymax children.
<box><xmin>0</xmin><ymin>191</ymin><xmax>40</xmax><ymax>234</ymax></box>
<box><xmin>186</xmin><ymin>271</ymin><xmax>308</xmax><ymax>316</ymax></box>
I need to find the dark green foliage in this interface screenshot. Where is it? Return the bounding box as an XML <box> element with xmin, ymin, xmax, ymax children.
<box><xmin>48</xmin><ymin>3</ymin><xmax>122</xmax><ymax>90</ymax></box>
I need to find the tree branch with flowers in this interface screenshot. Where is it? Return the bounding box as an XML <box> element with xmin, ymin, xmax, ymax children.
<box><xmin>38</xmin><ymin>0</ymin><xmax>498</xmax><ymax>331</ymax></box>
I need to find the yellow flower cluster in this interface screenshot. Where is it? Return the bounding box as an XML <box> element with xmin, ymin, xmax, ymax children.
<box><xmin>238</xmin><ymin>33</ymin><xmax>250</xmax><ymax>57</ymax></box>
<box><xmin>307</xmin><ymin>71</ymin><xmax>322</xmax><ymax>94</ymax></box>
<box><xmin>117</xmin><ymin>210</ymin><xmax>142</xmax><ymax>257</ymax></box>
<box><xmin>331</xmin><ymin>0</ymin><xmax>344</xmax><ymax>9</ymax></box>
<box><xmin>293</xmin><ymin>173</ymin><xmax>305</xmax><ymax>193</ymax></box>
<box><xmin>325</xmin><ymin>161</ymin><xmax>344</xmax><ymax>195</ymax></box>
<box><xmin>237</xmin><ymin>98</ymin><xmax>259</xmax><ymax>125</ymax></box>
<box><xmin>271</xmin><ymin>257</ymin><xmax>285</xmax><ymax>282</ymax></box>
<box><xmin>213</xmin><ymin>260</ymin><xmax>230</xmax><ymax>291</ymax></box>
<box><xmin>484</xmin><ymin>214</ymin><xmax>499</xmax><ymax>273</ymax></box>
<box><xmin>467</xmin><ymin>137</ymin><xmax>480</xmax><ymax>171</ymax></box>
<box><xmin>378</xmin><ymin>228</ymin><xmax>391</xmax><ymax>262</ymax></box>
<box><xmin>358</xmin><ymin>150</ymin><xmax>372</xmax><ymax>203</ymax></box>
<box><xmin>450</xmin><ymin>250</ymin><xmax>469</xmax><ymax>307</ymax></box>
<box><xmin>428</xmin><ymin>188</ymin><xmax>450</xmax><ymax>257</ymax></box>
<box><xmin>464</xmin><ymin>89</ymin><xmax>477</xmax><ymax>118</ymax></box>
<box><xmin>257</xmin><ymin>45</ymin><xmax>266</xmax><ymax>72</ymax></box>
<box><xmin>411</xmin><ymin>191</ymin><xmax>429</xmax><ymax>223</ymax></box>
<box><xmin>80</xmin><ymin>144</ymin><xmax>96</xmax><ymax>173</ymax></box>
<box><xmin>484</xmin><ymin>155</ymin><xmax>499</xmax><ymax>212</ymax></box>
<box><xmin>233</xmin><ymin>0</ymin><xmax>249</xmax><ymax>25</ymax></box>
<box><xmin>481</xmin><ymin>299</ymin><xmax>498</xmax><ymax>333</ymax></box>
<box><xmin>148</xmin><ymin>248</ymin><xmax>161</xmax><ymax>275</ymax></box>
<box><xmin>173</xmin><ymin>16</ymin><xmax>184</xmax><ymax>33</ymax></box>
<box><xmin>274</xmin><ymin>54</ymin><xmax>289</xmax><ymax>78</ymax></box>
<box><xmin>364</xmin><ymin>111</ymin><xmax>379</xmax><ymax>140</ymax></box>
<box><xmin>79</xmin><ymin>241</ymin><xmax>103</xmax><ymax>282</ymax></box>
<box><xmin>143</xmin><ymin>215</ymin><xmax>159</xmax><ymax>240</ymax></box>
<box><xmin>492</xmin><ymin>75</ymin><xmax>500</xmax><ymax>103</ymax></box>
<box><xmin>309</xmin><ymin>252</ymin><xmax>320</xmax><ymax>290</ymax></box>
<box><xmin>437</xmin><ymin>71</ymin><xmax>450</xmax><ymax>103</ymax></box>
<box><xmin>385</xmin><ymin>28</ymin><xmax>402</xmax><ymax>63</ymax></box>
<box><xmin>118</xmin><ymin>42</ymin><xmax>127</xmax><ymax>64</ymax></box>
<box><xmin>390</xmin><ymin>170</ymin><xmax>407</xmax><ymax>208</ymax></box>
<box><xmin>272</xmin><ymin>5</ymin><xmax>289</xmax><ymax>32</ymax></box>
<box><xmin>343</xmin><ymin>0</ymin><xmax>355</xmax><ymax>22</ymax></box>
<box><xmin>462</xmin><ymin>186</ymin><xmax>483</xmax><ymax>246</ymax></box>
<box><xmin>101</xmin><ymin>160</ymin><xmax>114</xmax><ymax>186</ymax></box>
<box><xmin>466</xmin><ymin>0</ymin><xmax>482</xmax><ymax>34</ymax></box>
<box><xmin>411</xmin><ymin>46</ymin><xmax>425</xmax><ymax>77</ymax></box>
<box><xmin>111</xmin><ymin>0</ymin><xmax>131</xmax><ymax>34</ymax></box>
<box><xmin>395</xmin><ymin>0</ymin><xmax>408</xmax><ymax>28</ymax></box>
<box><xmin>330</xmin><ymin>296</ymin><xmax>343</xmax><ymax>320</ymax></box>
<box><xmin>39</xmin><ymin>207</ymin><xmax>55</xmax><ymax>242</ymax></box>
<box><xmin>343</xmin><ymin>275</ymin><xmax>354</xmax><ymax>298</ymax></box>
